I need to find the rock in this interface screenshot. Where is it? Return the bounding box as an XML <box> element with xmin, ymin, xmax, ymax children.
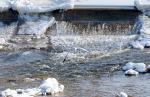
<box><xmin>39</xmin><ymin>78</ymin><xmax>64</xmax><ymax>95</ymax></box>
<box><xmin>125</xmin><ymin>69</ymin><xmax>139</xmax><ymax>75</ymax></box>
<box><xmin>146</xmin><ymin>65</ymin><xmax>150</xmax><ymax>72</ymax></box>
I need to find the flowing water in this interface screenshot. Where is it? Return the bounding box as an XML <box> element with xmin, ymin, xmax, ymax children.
<box><xmin>0</xmin><ymin>9</ymin><xmax>150</xmax><ymax>97</ymax></box>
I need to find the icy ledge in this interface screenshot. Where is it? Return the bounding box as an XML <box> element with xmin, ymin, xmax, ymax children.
<box><xmin>1</xmin><ymin>78</ymin><xmax>64</xmax><ymax>97</ymax></box>
<box><xmin>0</xmin><ymin>0</ymin><xmax>74</xmax><ymax>13</ymax></box>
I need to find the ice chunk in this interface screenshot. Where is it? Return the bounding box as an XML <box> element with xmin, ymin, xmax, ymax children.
<box><xmin>125</xmin><ymin>69</ymin><xmax>139</xmax><ymax>75</ymax></box>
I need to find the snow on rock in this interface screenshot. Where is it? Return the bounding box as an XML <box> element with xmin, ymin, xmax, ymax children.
<box><xmin>0</xmin><ymin>0</ymin><xmax>74</xmax><ymax>13</ymax></box>
<box><xmin>117</xmin><ymin>92</ymin><xmax>128</xmax><ymax>97</ymax></box>
<box><xmin>125</xmin><ymin>69</ymin><xmax>139</xmax><ymax>75</ymax></box>
<box><xmin>39</xmin><ymin>78</ymin><xmax>64</xmax><ymax>95</ymax></box>
<box><xmin>0</xmin><ymin>78</ymin><xmax>64</xmax><ymax>97</ymax></box>
<box><xmin>122</xmin><ymin>62</ymin><xmax>146</xmax><ymax>73</ymax></box>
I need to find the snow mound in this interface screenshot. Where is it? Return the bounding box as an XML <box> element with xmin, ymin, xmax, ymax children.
<box><xmin>135</xmin><ymin>0</ymin><xmax>150</xmax><ymax>16</ymax></box>
<box><xmin>125</xmin><ymin>69</ymin><xmax>139</xmax><ymax>75</ymax></box>
<box><xmin>0</xmin><ymin>0</ymin><xmax>74</xmax><ymax>13</ymax></box>
<box><xmin>117</xmin><ymin>92</ymin><xmax>128</xmax><ymax>97</ymax></box>
<box><xmin>39</xmin><ymin>78</ymin><xmax>64</xmax><ymax>95</ymax></box>
<box><xmin>122</xmin><ymin>62</ymin><xmax>146</xmax><ymax>73</ymax></box>
<box><xmin>1</xmin><ymin>78</ymin><xmax>64</xmax><ymax>97</ymax></box>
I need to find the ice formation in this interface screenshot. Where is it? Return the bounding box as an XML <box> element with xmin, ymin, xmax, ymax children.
<box><xmin>1</xmin><ymin>78</ymin><xmax>64</xmax><ymax>97</ymax></box>
<box><xmin>0</xmin><ymin>0</ymin><xmax>74</xmax><ymax>13</ymax></box>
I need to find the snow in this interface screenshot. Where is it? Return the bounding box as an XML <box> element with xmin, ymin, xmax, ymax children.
<box><xmin>75</xmin><ymin>0</ymin><xmax>134</xmax><ymax>6</ymax></box>
<box><xmin>135</xmin><ymin>0</ymin><xmax>150</xmax><ymax>15</ymax></box>
<box><xmin>122</xmin><ymin>62</ymin><xmax>146</xmax><ymax>73</ymax></box>
<box><xmin>39</xmin><ymin>78</ymin><xmax>64</xmax><ymax>95</ymax></box>
<box><xmin>130</xmin><ymin>41</ymin><xmax>144</xmax><ymax>50</ymax></box>
<box><xmin>125</xmin><ymin>69</ymin><xmax>139</xmax><ymax>75</ymax></box>
<box><xmin>0</xmin><ymin>0</ymin><xmax>74</xmax><ymax>13</ymax></box>
<box><xmin>118</xmin><ymin>92</ymin><xmax>128</xmax><ymax>97</ymax></box>
<box><xmin>1</xmin><ymin>78</ymin><xmax>64</xmax><ymax>97</ymax></box>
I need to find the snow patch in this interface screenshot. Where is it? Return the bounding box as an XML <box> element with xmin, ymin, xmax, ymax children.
<box><xmin>0</xmin><ymin>0</ymin><xmax>74</xmax><ymax>13</ymax></box>
<box><xmin>135</xmin><ymin>0</ymin><xmax>150</xmax><ymax>16</ymax></box>
<box><xmin>122</xmin><ymin>62</ymin><xmax>146</xmax><ymax>73</ymax></box>
<box><xmin>1</xmin><ymin>78</ymin><xmax>64</xmax><ymax>97</ymax></box>
<box><xmin>125</xmin><ymin>69</ymin><xmax>139</xmax><ymax>75</ymax></box>
<box><xmin>117</xmin><ymin>92</ymin><xmax>128</xmax><ymax>97</ymax></box>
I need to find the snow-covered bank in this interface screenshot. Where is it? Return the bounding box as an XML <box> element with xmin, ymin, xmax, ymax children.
<box><xmin>135</xmin><ymin>0</ymin><xmax>150</xmax><ymax>16</ymax></box>
<box><xmin>0</xmin><ymin>0</ymin><xmax>74</xmax><ymax>13</ymax></box>
<box><xmin>1</xmin><ymin>78</ymin><xmax>64</xmax><ymax>97</ymax></box>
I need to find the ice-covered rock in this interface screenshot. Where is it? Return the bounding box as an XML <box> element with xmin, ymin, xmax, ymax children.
<box><xmin>117</xmin><ymin>92</ymin><xmax>128</xmax><ymax>97</ymax></box>
<box><xmin>39</xmin><ymin>78</ymin><xmax>64</xmax><ymax>95</ymax></box>
<box><xmin>123</xmin><ymin>62</ymin><xmax>146</xmax><ymax>73</ymax></box>
<box><xmin>125</xmin><ymin>69</ymin><xmax>139</xmax><ymax>75</ymax></box>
